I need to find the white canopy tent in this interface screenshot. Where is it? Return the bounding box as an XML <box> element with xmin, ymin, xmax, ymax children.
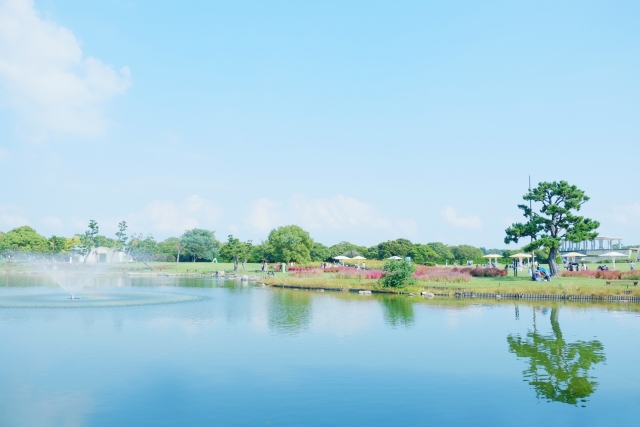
<box><xmin>563</xmin><ymin>252</ymin><xmax>585</xmax><ymax>263</ymax></box>
<box><xmin>510</xmin><ymin>253</ymin><xmax>533</xmax><ymax>271</ymax></box>
<box><xmin>387</xmin><ymin>256</ymin><xmax>403</xmax><ymax>260</ymax></box>
<box><xmin>599</xmin><ymin>251</ymin><xmax>627</xmax><ymax>269</ymax></box>
<box><xmin>482</xmin><ymin>254</ymin><xmax>501</xmax><ymax>267</ymax></box>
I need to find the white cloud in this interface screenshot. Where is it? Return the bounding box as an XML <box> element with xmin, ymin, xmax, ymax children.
<box><xmin>246</xmin><ymin>198</ymin><xmax>281</xmax><ymax>232</ymax></box>
<box><xmin>0</xmin><ymin>205</ymin><xmax>29</xmax><ymax>229</ymax></box>
<box><xmin>441</xmin><ymin>206</ymin><xmax>483</xmax><ymax>230</ymax></box>
<box><xmin>246</xmin><ymin>194</ymin><xmax>416</xmax><ymax>235</ymax></box>
<box><xmin>0</xmin><ymin>0</ymin><xmax>131</xmax><ymax>138</ymax></box>
<box><xmin>289</xmin><ymin>194</ymin><xmax>392</xmax><ymax>230</ymax></box>
<box><xmin>129</xmin><ymin>195</ymin><xmax>223</xmax><ymax>235</ymax></box>
<box><xmin>42</xmin><ymin>216</ymin><xmax>62</xmax><ymax>228</ymax></box>
<box><xmin>611</xmin><ymin>203</ymin><xmax>640</xmax><ymax>227</ymax></box>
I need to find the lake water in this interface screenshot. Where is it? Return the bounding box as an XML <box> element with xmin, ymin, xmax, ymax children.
<box><xmin>0</xmin><ymin>276</ymin><xmax>639</xmax><ymax>426</ymax></box>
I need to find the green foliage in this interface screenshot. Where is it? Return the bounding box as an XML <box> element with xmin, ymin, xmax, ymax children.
<box><xmin>507</xmin><ymin>308</ymin><xmax>605</xmax><ymax>405</ymax></box>
<box><xmin>0</xmin><ymin>226</ymin><xmax>50</xmax><ymax>253</ymax></box>
<box><xmin>310</xmin><ymin>242</ymin><xmax>331</xmax><ymax>262</ymax></box>
<box><xmin>94</xmin><ymin>235</ymin><xmax>117</xmax><ymax>248</ymax></box>
<box><xmin>80</xmin><ymin>220</ymin><xmax>99</xmax><ymax>254</ymax></box>
<box><xmin>219</xmin><ymin>235</ymin><xmax>253</xmax><ymax>270</ymax></box>
<box><xmin>379</xmin><ymin>259</ymin><xmax>416</xmax><ymax>288</ymax></box>
<box><xmin>376</xmin><ymin>238</ymin><xmax>414</xmax><ymax>260</ymax></box>
<box><xmin>249</xmin><ymin>242</ymin><xmax>271</xmax><ymax>263</ymax></box>
<box><xmin>364</xmin><ymin>246</ymin><xmax>379</xmax><ymax>260</ymax></box>
<box><xmin>408</xmin><ymin>244</ymin><xmax>439</xmax><ymax>264</ymax></box>
<box><xmin>266</xmin><ymin>225</ymin><xmax>314</xmax><ymax>263</ymax></box>
<box><xmin>181</xmin><ymin>229</ymin><xmax>221</xmax><ymax>262</ymax></box>
<box><xmin>505</xmin><ymin>181</ymin><xmax>599</xmax><ymax>276</ymax></box>
<box><xmin>48</xmin><ymin>235</ymin><xmax>68</xmax><ymax>253</ymax></box>
<box><xmin>115</xmin><ymin>221</ymin><xmax>128</xmax><ymax>249</ymax></box>
<box><xmin>128</xmin><ymin>234</ymin><xmax>159</xmax><ymax>262</ymax></box>
<box><xmin>450</xmin><ymin>245</ymin><xmax>484</xmax><ymax>262</ymax></box>
<box><xmin>328</xmin><ymin>241</ymin><xmax>367</xmax><ymax>259</ymax></box>
<box><xmin>157</xmin><ymin>237</ymin><xmax>183</xmax><ymax>261</ymax></box>
<box><xmin>426</xmin><ymin>242</ymin><xmax>454</xmax><ymax>261</ymax></box>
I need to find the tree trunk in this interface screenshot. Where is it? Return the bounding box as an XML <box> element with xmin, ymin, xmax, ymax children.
<box><xmin>233</xmin><ymin>257</ymin><xmax>238</xmax><ymax>271</ymax></box>
<box><xmin>176</xmin><ymin>248</ymin><xmax>181</xmax><ymax>266</ymax></box>
<box><xmin>548</xmin><ymin>247</ymin><xmax>559</xmax><ymax>277</ymax></box>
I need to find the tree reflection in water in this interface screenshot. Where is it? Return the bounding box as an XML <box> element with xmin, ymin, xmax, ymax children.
<box><xmin>507</xmin><ymin>307</ymin><xmax>605</xmax><ymax>406</ymax></box>
<box><xmin>268</xmin><ymin>290</ymin><xmax>312</xmax><ymax>333</ymax></box>
<box><xmin>380</xmin><ymin>296</ymin><xmax>415</xmax><ymax>327</ymax></box>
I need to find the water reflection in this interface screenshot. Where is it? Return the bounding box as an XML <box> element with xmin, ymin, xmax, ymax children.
<box><xmin>268</xmin><ymin>290</ymin><xmax>312</xmax><ymax>333</ymax></box>
<box><xmin>507</xmin><ymin>307</ymin><xmax>606</xmax><ymax>406</ymax></box>
<box><xmin>379</xmin><ymin>295</ymin><xmax>414</xmax><ymax>327</ymax></box>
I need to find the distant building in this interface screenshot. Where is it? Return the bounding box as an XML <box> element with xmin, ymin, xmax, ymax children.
<box><xmin>71</xmin><ymin>246</ymin><xmax>132</xmax><ymax>263</ymax></box>
<box><xmin>560</xmin><ymin>236</ymin><xmax>629</xmax><ymax>257</ymax></box>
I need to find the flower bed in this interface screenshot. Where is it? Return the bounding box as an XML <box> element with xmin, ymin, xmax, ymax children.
<box><xmin>335</xmin><ymin>267</ymin><xmax>383</xmax><ymax>280</ymax></box>
<box><xmin>560</xmin><ymin>270</ymin><xmax>623</xmax><ymax>280</ymax></box>
<box><xmin>413</xmin><ymin>266</ymin><xmax>472</xmax><ymax>283</ymax></box>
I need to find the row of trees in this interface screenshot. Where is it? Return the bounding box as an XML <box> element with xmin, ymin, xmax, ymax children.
<box><xmin>0</xmin><ymin>223</ymin><xmax>489</xmax><ymax>267</ymax></box>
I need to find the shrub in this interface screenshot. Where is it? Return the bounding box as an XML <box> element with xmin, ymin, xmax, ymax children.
<box><xmin>621</xmin><ymin>271</ymin><xmax>640</xmax><ymax>280</ymax></box>
<box><xmin>560</xmin><ymin>270</ymin><xmax>622</xmax><ymax>280</ymax></box>
<box><xmin>456</xmin><ymin>267</ymin><xmax>507</xmax><ymax>277</ymax></box>
<box><xmin>380</xmin><ymin>260</ymin><xmax>416</xmax><ymax>288</ymax></box>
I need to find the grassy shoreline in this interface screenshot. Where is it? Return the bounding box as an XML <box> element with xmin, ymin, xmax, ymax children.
<box><xmin>264</xmin><ymin>274</ymin><xmax>640</xmax><ymax>297</ymax></box>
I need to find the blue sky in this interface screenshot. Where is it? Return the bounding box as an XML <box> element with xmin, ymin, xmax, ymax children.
<box><xmin>0</xmin><ymin>0</ymin><xmax>639</xmax><ymax>247</ymax></box>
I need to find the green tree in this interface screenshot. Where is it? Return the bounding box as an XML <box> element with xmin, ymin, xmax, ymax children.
<box><xmin>181</xmin><ymin>229</ymin><xmax>221</xmax><ymax>262</ymax></box>
<box><xmin>266</xmin><ymin>225</ymin><xmax>314</xmax><ymax>263</ymax></box>
<box><xmin>219</xmin><ymin>235</ymin><xmax>253</xmax><ymax>271</ymax></box>
<box><xmin>328</xmin><ymin>241</ymin><xmax>368</xmax><ymax>259</ymax></box>
<box><xmin>0</xmin><ymin>226</ymin><xmax>50</xmax><ymax>254</ymax></box>
<box><xmin>128</xmin><ymin>234</ymin><xmax>159</xmax><ymax>267</ymax></box>
<box><xmin>504</xmin><ymin>181</ymin><xmax>599</xmax><ymax>276</ymax></box>
<box><xmin>450</xmin><ymin>245</ymin><xmax>484</xmax><ymax>262</ymax></box>
<box><xmin>408</xmin><ymin>244</ymin><xmax>439</xmax><ymax>264</ymax></box>
<box><xmin>310</xmin><ymin>242</ymin><xmax>331</xmax><ymax>262</ymax></box>
<box><xmin>48</xmin><ymin>236</ymin><xmax>68</xmax><ymax>253</ymax></box>
<box><xmin>507</xmin><ymin>307</ymin><xmax>605</xmax><ymax>405</ymax></box>
<box><xmin>364</xmin><ymin>246</ymin><xmax>380</xmax><ymax>260</ymax></box>
<box><xmin>157</xmin><ymin>237</ymin><xmax>182</xmax><ymax>262</ymax></box>
<box><xmin>94</xmin><ymin>235</ymin><xmax>117</xmax><ymax>248</ymax></box>
<box><xmin>112</xmin><ymin>221</ymin><xmax>128</xmax><ymax>262</ymax></box>
<box><xmin>426</xmin><ymin>242</ymin><xmax>454</xmax><ymax>262</ymax></box>
<box><xmin>379</xmin><ymin>259</ymin><xmax>416</xmax><ymax>288</ymax></box>
<box><xmin>376</xmin><ymin>238</ymin><xmax>414</xmax><ymax>260</ymax></box>
<box><xmin>80</xmin><ymin>220</ymin><xmax>99</xmax><ymax>262</ymax></box>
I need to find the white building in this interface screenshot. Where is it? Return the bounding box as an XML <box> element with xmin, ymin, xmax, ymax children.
<box><xmin>80</xmin><ymin>247</ymin><xmax>132</xmax><ymax>263</ymax></box>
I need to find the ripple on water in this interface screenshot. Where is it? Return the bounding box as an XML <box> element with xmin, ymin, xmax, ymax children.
<box><xmin>0</xmin><ymin>290</ymin><xmax>204</xmax><ymax>308</ymax></box>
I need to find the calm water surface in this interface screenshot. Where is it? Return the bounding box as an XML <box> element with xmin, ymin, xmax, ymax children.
<box><xmin>0</xmin><ymin>277</ymin><xmax>639</xmax><ymax>426</ymax></box>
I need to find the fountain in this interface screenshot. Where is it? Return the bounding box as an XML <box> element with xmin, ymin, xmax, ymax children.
<box><xmin>0</xmin><ymin>260</ymin><xmax>204</xmax><ymax>309</ymax></box>
<box><xmin>39</xmin><ymin>263</ymin><xmax>109</xmax><ymax>300</ymax></box>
